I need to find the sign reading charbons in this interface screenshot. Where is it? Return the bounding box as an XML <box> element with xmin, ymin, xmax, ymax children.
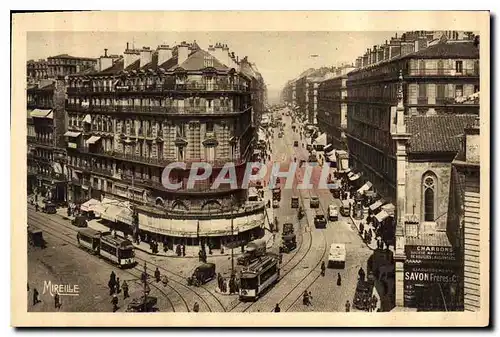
<box><xmin>404</xmin><ymin>245</ymin><xmax>457</xmax><ymax>265</ymax></box>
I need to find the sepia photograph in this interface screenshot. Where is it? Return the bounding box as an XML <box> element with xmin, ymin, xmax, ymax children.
<box><xmin>11</xmin><ymin>11</ymin><xmax>490</xmax><ymax>327</ymax></box>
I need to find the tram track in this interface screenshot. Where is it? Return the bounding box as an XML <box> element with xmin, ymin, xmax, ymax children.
<box><xmin>27</xmin><ymin>214</ymin><xmax>183</xmax><ymax>312</ymax></box>
<box><xmin>28</xmin><ymin>210</ymin><xmax>225</xmax><ymax>312</ymax></box>
<box><xmin>229</xmin><ymin>109</ymin><xmax>328</xmax><ymax>312</ymax></box>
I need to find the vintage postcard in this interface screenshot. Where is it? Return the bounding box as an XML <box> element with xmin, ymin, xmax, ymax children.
<box><xmin>11</xmin><ymin>11</ymin><xmax>490</xmax><ymax>327</ymax></box>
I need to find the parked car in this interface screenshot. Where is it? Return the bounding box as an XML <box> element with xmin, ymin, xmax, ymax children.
<box><xmin>187</xmin><ymin>263</ymin><xmax>216</xmax><ymax>286</ymax></box>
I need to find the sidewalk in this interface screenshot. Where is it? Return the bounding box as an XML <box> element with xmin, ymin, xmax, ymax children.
<box><xmin>347</xmin><ymin>204</ymin><xmax>378</xmax><ymax>251</ymax></box>
<box><xmin>52</xmin><ymin>205</ymin><xmax>276</xmax><ymax>259</ymax></box>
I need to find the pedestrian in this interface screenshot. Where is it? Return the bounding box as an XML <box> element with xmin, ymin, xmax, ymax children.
<box><xmin>193</xmin><ymin>302</ymin><xmax>200</xmax><ymax>312</ymax></box>
<box><xmin>54</xmin><ymin>292</ymin><xmax>61</xmax><ymax>310</ymax></box>
<box><xmin>122</xmin><ymin>280</ymin><xmax>129</xmax><ymax>299</ymax></box>
<box><xmin>110</xmin><ymin>271</ymin><xmax>116</xmax><ymax>284</ymax></box>
<box><xmin>320</xmin><ymin>261</ymin><xmax>326</xmax><ymax>277</ymax></box>
<box><xmin>155</xmin><ymin>267</ymin><xmax>161</xmax><ymax>283</ymax></box>
<box><xmin>274</xmin><ymin>303</ymin><xmax>281</xmax><ymax>312</ymax></box>
<box><xmin>302</xmin><ymin>290</ymin><xmax>310</xmax><ymax>306</ymax></box>
<box><xmin>108</xmin><ymin>278</ymin><xmax>116</xmax><ymax>296</ymax></box>
<box><xmin>182</xmin><ymin>244</ymin><xmax>186</xmax><ymax>257</ymax></box>
<box><xmin>35</xmin><ymin>203</ymin><xmax>39</xmax><ymax>212</ymax></box>
<box><xmin>345</xmin><ymin>300</ymin><xmax>351</xmax><ymax>312</ymax></box>
<box><xmin>111</xmin><ymin>294</ymin><xmax>119</xmax><ymax>312</ymax></box>
<box><xmin>115</xmin><ymin>277</ymin><xmax>121</xmax><ymax>294</ymax></box>
<box><xmin>337</xmin><ymin>273</ymin><xmax>342</xmax><ymax>286</ymax></box>
<box><xmin>358</xmin><ymin>267</ymin><xmax>365</xmax><ymax>281</ymax></box>
<box><xmin>32</xmin><ymin>288</ymin><xmax>40</xmax><ymax>305</ymax></box>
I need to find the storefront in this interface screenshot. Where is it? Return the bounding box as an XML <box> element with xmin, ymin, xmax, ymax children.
<box><xmin>404</xmin><ymin>242</ymin><xmax>462</xmax><ymax>311</ymax></box>
<box><xmin>135</xmin><ymin>204</ymin><xmax>266</xmax><ymax>247</ymax></box>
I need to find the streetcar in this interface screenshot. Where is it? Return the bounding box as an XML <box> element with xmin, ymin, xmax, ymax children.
<box><xmin>77</xmin><ymin>228</ymin><xmax>101</xmax><ymax>254</ymax></box>
<box><xmin>76</xmin><ymin>228</ymin><xmax>136</xmax><ymax>268</ymax></box>
<box><xmin>239</xmin><ymin>255</ymin><xmax>280</xmax><ymax>301</ymax></box>
<box><xmin>99</xmin><ymin>233</ymin><xmax>136</xmax><ymax>268</ymax></box>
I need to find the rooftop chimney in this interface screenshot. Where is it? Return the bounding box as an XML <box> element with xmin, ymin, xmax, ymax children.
<box><xmin>99</xmin><ymin>48</ymin><xmax>113</xmax><ymax>71</ymax></box>
<box><xmin>157</xmin><ymin>44</ymin><xmax>173</xmax><ymax>66</ymax></box>
<box><xmin>177</xmin><ymin>42</ymin><xmax>189</xmax><ymax>65</ymax></box>
<box><xmin>209</xmin><ymin>42</ymin><xmax>228</xmax><ymax>66</ymax></box>
<box><xmin>124</xmin><ymin>43</ymin><xmax>140</xmax><ymax>69</ymax></box>
<box><xmin>140</xmin><ymin>47</ymin><xmax>153</xmax><ymax>67</ymax></box>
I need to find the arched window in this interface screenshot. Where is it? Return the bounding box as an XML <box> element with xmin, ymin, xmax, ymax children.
<box><xmin>423</xmin><ymin>174</ymin><xmax>436</xmax><ymax>221</ymax></box>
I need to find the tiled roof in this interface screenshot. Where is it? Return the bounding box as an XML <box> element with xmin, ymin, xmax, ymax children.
<box><xmin>406</xmin><ymin>232</ymin><xmax>452</xmax><ymax>247</ymax></box>
<box><xmin>98</xmin><ymin>58</ymin><xmax>125</xmax><ymax>75</ymax></box>
<box><xmin>406</xmin><ymin>115</ymin><xmax>477</xmax><ymax>154</ymax></box>
<box><xmin>170</xmin><ymin>49</ymin><xmax>228</xmax><ymax>71</ymax></box>
<box><xmin>124</xmin><ymin>59</ymin><xmax>140</xmax><ymax>71</ymax></box>
<box><xmin>407</xmin><ymin>41</ymin><xmax>479</xmax><ymax>59</ymax></box>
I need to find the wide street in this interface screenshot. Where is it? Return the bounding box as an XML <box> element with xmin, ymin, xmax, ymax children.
<box><xmin>27</xmin><ymin>106</ymin><xmax>375</xmax><ymax>313</ymax></box>
<box><xmin>270</xmin><ymin>107</ymin><xmax>374</xmax><ymax>312</ymax></box>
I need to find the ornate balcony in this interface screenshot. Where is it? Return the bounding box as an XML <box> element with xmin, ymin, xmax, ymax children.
<box><xmin>77</xmin><ymin>148</ymin><xmax>248</xmax><ymax>168</ymax></box>
<box><xmin>66</xmin><ymin>83</ymin><xmax>249</xmax><ymax>95</ymax></box>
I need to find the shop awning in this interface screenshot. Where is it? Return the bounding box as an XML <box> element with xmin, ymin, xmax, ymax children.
<box><xmin>137</xmin><ymin>210</ymin><xmax>264</xmax><ymax>238</ymax></box>
<box><xmin>313</xmin><ymin>133</ymin><xmax>327</xmax><ymax>146</ymax></box>
<box><xmin>85</xmin><ymin>136</ymin><xmax>101</xmax><ymax>145</ymax></box>
<box><xmin>375</xmin><ymin>210</ymin><xmax>390</xmax><ymax>222</ymax></box>
<box><xmin>349</xmin><ymin>173</ymin><xmax>361</xmax><ymax>181</ymax></box>
<box><xmin>324</xmin><ymin>144</ymin><xmax>334</xmax><ymax>153</ymax></box>
<box><xmin>116</xmin><ymin>208</ymin><xmax>135</xmax><ymax>226</ymax></box>
<box><xmin>382</xmin><ymin>203</ymin><xmax>395</xmax><ymax>216</ymax></box>
<box><xmin>327</xmin><ymin>153</ymin><xmax>336</xmax><ymax>162</ymax></box>
<box><xmin>30</xmin><ymin>109</ymin><xmax>53</xmax><ymax>119</ymax></box>
<box><xmin>357</xmin><ymin>181</ymin><xmax>373</xmax><ymax>194</ymax></box>
<box><xmin>83</xmin><ymin>114</ymin><xmax>92</xmax><ymax>124</ymax></box>
<box><xmin>253</xmin><ymin>149</ymin><xmax>261</xmax><ymax>155</ymax></box>
<box><xmin>64</xmin><ymin>131</ymin><xmax>81</xmax><ymax>137</ymax></box>
<box><xmin>80</xmin><ymin>199</ymin><xmax>101</xmax><ymax>212</ymax></box>
<box><xmin>343</xmin><ymin>167</ymin><xmax>351</xmax><ymax>174</ymax></box>
<box><xmin>347</xmin><ymin>172</ymin><xmax>354</xmax><ymax>178</ymax></box>
<box><xmin>369</xmin><ymin>200</ymin><xmax>384</xmax><ymax>211</ymax></box>
<box><xmin>101</xmin><ymin>204</ymin><xmax>126</xmax><ymax>222</ymax></box>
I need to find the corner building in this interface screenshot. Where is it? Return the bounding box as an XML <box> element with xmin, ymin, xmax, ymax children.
<box><xmin>65</xmin><ymin>41</ymin><xmax>266</xmax><ymax>246</ymax></box>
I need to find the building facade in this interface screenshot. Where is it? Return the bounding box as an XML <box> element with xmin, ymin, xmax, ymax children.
<box><xmin>65</xmin><ymin>41</ymin><xmax>266</xmax><ymax>246</ymax></box>
<box><xmin>317</xmin><ymin>66</ymin><xmax>356</xmax><ymax>151</ymax></box>
<box><xmin>450</xmin><ymin>118</ymin><xmax>481</xmax><ymax>311</ymax></box>
<box><xmin>347</xmin><ymin>38</ymin><xmax>479</xmax><ymax>202</ymax></box>
<box><xmin>27</xmin><ymin>79</ymin><xmax>68</xmax><ymax>203</ymax></box>
<box><xmin>47</xmin><ymin>54</ymin><xmax>98</xmax><ymax>78</ymax></box>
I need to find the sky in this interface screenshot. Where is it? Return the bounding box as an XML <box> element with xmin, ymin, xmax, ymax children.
<box><xmin>27</xmin><ymin>31</ymin><xmax>398</xmax><ymax>97</ymax></box>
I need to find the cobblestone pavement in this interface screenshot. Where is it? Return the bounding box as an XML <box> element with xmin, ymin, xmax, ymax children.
<box><xmin>27</xmin><ymin>211</ymin><xmax>176</xmax><ymax>312</ymax></box>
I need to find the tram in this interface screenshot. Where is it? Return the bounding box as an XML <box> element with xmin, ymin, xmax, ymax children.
<box><xmin>76</xmin><ymin>229</ymin><xmax>136</xmax><ymax>268</ymax></box>
<box><xmin>99</xmin><ymin>234</ymin><xmax>136</xmax><ymax>268</ymax></box>
<box><xmin>239</xmin><ymin>255</ymin><xmax>280</xmax><ymax>301</ymax></box>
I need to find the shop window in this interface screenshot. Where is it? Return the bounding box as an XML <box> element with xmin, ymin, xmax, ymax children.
<box><xmin>423</xmin><ymin>174</ymin><xmax>436</xmax><ymax>221</ymax></box>
<box><xmin>455</xmin><ymin>61</ymin><xmax>463</xmax><ymax>74</ymax></box>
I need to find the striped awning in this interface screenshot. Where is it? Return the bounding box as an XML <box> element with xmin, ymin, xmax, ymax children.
<box><xmin>357</xmin><ymin>181</ymin><xmax>373</xmax><ymax>194</ymax></box>
<box><xmin>64</xmin><ymin>131</ymin><xmax>81</xmax><ymax>137</ymax></box>
<box><xmin>30</xmin><ymin>109</ymin><xmax>53</xmax><ymax>119</ymax></box>
<box><xmin>85</xmin><ymin>136</ymin><xmax>101</xmax><ymax>145</ymax></box>
<box><xmin>375</xmin><ymin>210</ymin><xmax>390</xmax><ymax>222</ymax></box>
<box><xmin>369</xmin><ymin>200</ymin><xmax>384</xmax><ymax>211</ymax></box>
